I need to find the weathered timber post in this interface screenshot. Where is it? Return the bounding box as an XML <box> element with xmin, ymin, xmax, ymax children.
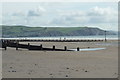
<box><xmin>3</xmin><ymin>40</ymin><xmax>7</xmax><ymax>50</ymax></box>
<box><xmin>77</xmin><ymin>47</ymin><xmax>79</xmax><ymax>51</ymax></box>
<box><xmin>53</xmin><ymin>45</ymin><xmax>55</xmax><ymax>51</ymax></box>
<box><xmin>105</xmin><ymin>30</ymin><xmax>107</xmax><ymax>42</ymax></box>
<box><xmin>4</xmin><ymin>41</ymin><xmax>7</xmax><ymax>50</ymax></box>
<box><xmin>16</xmin><ymin>41</ymin><xmax>19</xmax><ymax>50</ymax></box>
<box><xmin>28</xmin><ymin>43</ymin><xmax>30</xmax><ymax>50</ymax></box>
<box><xmin>64</xmin><ymin>46</ymin><xmax>67</xmax><ymax>51</ymax></box>
<box><xmin>40</xmin><ymin>44</ymin><xmax>42</xmax><ymax>50</ymax></box>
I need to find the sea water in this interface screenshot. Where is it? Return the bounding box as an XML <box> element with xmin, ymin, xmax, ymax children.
<box><xmin>1</xmin><ymin>35</ymin><xmax>118</xmax><ymax>40</ymax></box>
<box><xmin>69</xmin><ymin>48</ymin><xmax>106</xmax><ymax>51</ymax></box>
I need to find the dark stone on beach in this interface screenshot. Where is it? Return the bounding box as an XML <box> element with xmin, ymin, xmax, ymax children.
<box><xmin>76</xmin><ymin>70</ymin><xmax>78</xmax><ymax>71</ymax></box>
<box><xmin>11</xmin><ymin>70</ymin><xmax>16</xmax><ymax>72</ymax></box>
<box><xmin>85</xmin><ymin>70</ymin><xmax>88</xmax><ymax>72</ymax></box>
<box><xmin>49</xmin><ymin>73</ymin><xmax>53</xmax><ymax>75</ymax></box>
<box><xmin>66</xmin><ymin>67</ymin><xmax>69</xmax><ymax>69</ymax></box>
<box><xmin>10</xmin><ymin>67</ymin><xmax>12</xmax><ymax>69</ymax></box>
<box><xmin>66</xmin><ymin>75</ymin><xmax>68</xmax><ymax>77</ymax></box>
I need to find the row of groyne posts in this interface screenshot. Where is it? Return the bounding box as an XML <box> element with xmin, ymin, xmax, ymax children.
<box><xmin>3</xmin><ymin>39</ymin><xmax>104</xmax><ymax>42</ymax></box>
<box><xmin>0</xmin><ymin>40</ymin><xmax>76</xmax><ymax>51</ymax></box>
<box><xmin>0</xmin><ymin>39</ymin><xmax>104</xmax><ymax>51</ymax></box>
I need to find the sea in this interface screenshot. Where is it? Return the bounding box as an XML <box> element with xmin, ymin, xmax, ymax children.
<box><xmin>1</xmin><ymin>35</ymin><xmax>118</xmax><ymax>40</ymax></box>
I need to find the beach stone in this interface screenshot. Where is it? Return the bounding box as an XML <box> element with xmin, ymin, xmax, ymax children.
<box><xmin>85</xmin><ymin>70</ymin><xmax>88</xmax><ymax>72</ymax></box>
<box><xmin>10</xmin><ymin>67</ymin><xmax>12</xmax><ymax>69</ymax></box>
<box><xmin>49</xmin><ymin>73</ymin><xmax>53</xmax><ymax>75</ymax></box>
<box><xmin>66</xmin><ymin>67</ymin><xmax>69</xmax><ymax>69</ymax></box>
<box><xmin>66</xmin><ymin>75</ymin><xmax>68</xmax><ymax>77</ymax></box>
<box><xmin>11</xmin><ymin>70</ymin><xmax>16</xmax><ymax>72</ymax></box>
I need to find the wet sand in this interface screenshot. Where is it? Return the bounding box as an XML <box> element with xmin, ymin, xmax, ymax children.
<box><xmin>2</xmin><ymin>40</ymin><xmax>118</xmax><ymax>78</ymax></box>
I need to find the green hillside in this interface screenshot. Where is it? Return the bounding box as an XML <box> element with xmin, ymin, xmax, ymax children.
<box><xmin>1</xmin><ymin>25</ymin><xmax>116</xmax><ymax>37</ymax></box>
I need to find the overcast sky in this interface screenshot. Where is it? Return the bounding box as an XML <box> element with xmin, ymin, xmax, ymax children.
<box><xmin>1</xmin><ymin>2</ymin><xmax>118</xmax><ymax>31</ymax></box>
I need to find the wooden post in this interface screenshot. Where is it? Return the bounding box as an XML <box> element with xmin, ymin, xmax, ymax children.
<box><xmin>40</xmin><ymin>44</ymin><xmax>42</xmax><ymax>50</ymax></box>
<box><xmin>4</xmin><ymin>42</ymin><xmax>7</xmax><ymax>50</ymax></box>
<box><xmin>4</xmin><ymin>41</ymin><xmax>7</xmax><ymax>50</ymax></box>
<box><xmin>77</xmin><ymin>47</ymin><xmax>79</xmax><ymax>51</ymax></box>
<box><xmin>28</xmin><ymin>43</ymin><xmax>30</xmax><ymax>50</ymax></box>
<box><xmin>4</xmin><ymin>46</ymin><xmax>7</xmax><ymax>50</ymax></box>
<box><xmin>105</xmin><ymin>30</ymin><xmax>107</xmax><ymax>42</ymax></box>
<box><xmin>53</xmin><ymin>45</ymin><xmax>55</xmax><ymax>50</ymax></box>
<box><xmin>16</xmin><ymin>41</ymin><xmax>19</xmax><ymax>50</ymax></box>
<box><xmin>64</xmin><ymin>46</ymin><xmax>67</xmax><ymax>51</ymax></box>
<box><xmin>16</xmin><ymin>43</ymin><xmax>18</xmax><ymax>50</ymax></box>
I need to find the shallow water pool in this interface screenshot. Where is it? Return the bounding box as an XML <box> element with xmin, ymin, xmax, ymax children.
<box><xmin>69</xmin><ymin>48</ymin><xmax>106</xmax><ymax>51</ymax></box>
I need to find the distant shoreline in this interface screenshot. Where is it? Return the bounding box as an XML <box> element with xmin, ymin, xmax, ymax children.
<box><xmin>1</xmin><ymin>35</ymin><xmax>118</xmax><ymax>41</ymax></box>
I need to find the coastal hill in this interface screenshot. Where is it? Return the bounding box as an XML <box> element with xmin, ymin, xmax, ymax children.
<box><xmin>2</xmin><ymin>25</ymin><xmax>116</xmax><ymax>37</ymax></box>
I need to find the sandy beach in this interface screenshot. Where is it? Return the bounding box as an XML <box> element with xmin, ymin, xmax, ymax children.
<box><xmin>2</xmin><ymin>40</ymin><xmax>118</xmax><ymax>78</ymax></box>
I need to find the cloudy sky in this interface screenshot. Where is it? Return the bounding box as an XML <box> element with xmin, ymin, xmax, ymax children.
<box><xmin>1</xmin><ymin>2</ymin><xmax>118</xmax><ymax>31</ymax></box>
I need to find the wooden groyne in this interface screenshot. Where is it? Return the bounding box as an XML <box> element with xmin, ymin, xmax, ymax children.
<box><xmin>0</xmin><ymin>40</ymin><xmax>73</xmax><ymax>51</ymax></box>
<box><xmin>1</xmin><ymin>38</ymin><xmax>104</xmax><ymax>42</ymax></box>
<box><xmin>0</xmin><ymin>39</ymin><xmax>104</xmax><ymax>51</ymax></box>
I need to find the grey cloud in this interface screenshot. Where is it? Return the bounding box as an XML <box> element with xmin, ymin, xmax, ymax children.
<box><xmin>12</xmin><ymin>12</ymin><xmax>25</xmax><ymax>16</ymax></box>
<box><xmin>11</xmin><ymin>8</ymin><xmax>44</xmax><ymax>17</ymax></box>
<box><xmin>27</xmin><ymin>10</ymin><xmax>41</xmax><ymax>17</ymax></box>
<box><xmin>27</xmin><ymin>6</ymin><xmax>46</xmax><ymax>17</ymax></box>
<box><xmin>50</xmin><ymin>7</ymin><xmax>117</xmax><ymax>26</ymax></box>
